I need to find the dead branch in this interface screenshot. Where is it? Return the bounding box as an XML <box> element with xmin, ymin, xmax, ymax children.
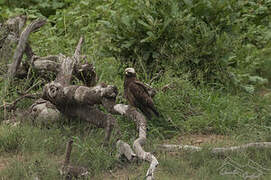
<box><xmin>8</xmin><ymin>18</ymin><xmax>46</xmax><ymax>78</ymax></box>
<box><xmin>64</xmin><ymin>140</ymin><xmax>73</xmax><ymax>166</ymax></box>
<box><xmin>149</xmin><ymin>70</ymin><xmax>163</xmax><ymax>84</ymax></box>
<box><xmin>5</xmin><ymin>15</ymin><xmax>27</xmax><ymax>35</ymax></box>
<box><xmin>157</xmin><ymin>142</ymin><xmax>271</xmax><ymax>154</ymax></box>
<box><xmin>73</xmin><ymin>36</ymin><xmax>83</xmax><ymax>62</ymax></box>
<box><xmin>60</xmin><ymin>139</ymin><xmax>89</xmax><ymax>180</ymax></box>
<box><xmin>56</xmin><ymin>37</ymin><xmax>83</xmax><ymax>86</ymax></box>
<box><xmin>0</xmin><ymin>81</ymin><xmax>41</xmax><ymax>111</ymax></box>
<box><xmin>25</xmin><ymin>42</ymin><xmax>34</xmax><ymax>61</ymax></box>
<box><xmin>114</xmin><ymin>104</ymin><xmax>158</xmax><ymax>180</ymax></box>
<box><xmin>116</xmin><ymin>140</ymin><xmax>136</xmax><ymax>161</ymax></box>
<box><xmin>0</xmin><ymin>15</ymin><xmax>27</xmax><ymax>64</ymax></box>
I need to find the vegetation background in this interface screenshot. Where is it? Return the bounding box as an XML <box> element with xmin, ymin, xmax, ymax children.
<box><xmin>1</xmin><ymin>0</ymin><xmax>271</xmax><ymax>179</ymax></box>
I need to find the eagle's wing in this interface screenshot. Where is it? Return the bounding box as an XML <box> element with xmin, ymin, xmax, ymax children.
<box><xmin>128</xmin><ymin>81</ymin><xmax>160</xmax><ymax>118</ymax></box>
<box><xmin>134</xmin><ymin>81</ymin><xmax>150</xmax><ymax>95</ymax></box>
<box><xmin>129</xmin><ymin>81</ymin><xmax>155</xmax><ymax>109</ymax></box>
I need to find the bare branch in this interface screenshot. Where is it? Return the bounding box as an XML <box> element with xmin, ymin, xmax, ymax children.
<box><xmin>114</xmin><ymin>104</ymin><xmax>158</xmax><ymax>180</ymax></box>
<box><xmin>56</xmin><ymin>37</ymin><xmax>84</xmax><ymax>86</ymax></box>
<box><xmin>157</xmin><ymin>142</ymin><xmax>271</xmax><ymax>154</ymax></box>
<box><xmin>0</xmin><ymin>81</ymin><xmax>41</xmax><ymax>110</ymax></box>
<box><xmin>73</xmin><ymin>36</ymin><xmax>84</xmax><ymax>62</ymax></box>
<box><xmin>64</xmin><ymin>140</ymin><xmax>73</xmax><ymax>166</ymax></box>
<box><xmin>8</xmin><ymin>18</ymin><xmax>46</xmax><ymax>78</ymax></box>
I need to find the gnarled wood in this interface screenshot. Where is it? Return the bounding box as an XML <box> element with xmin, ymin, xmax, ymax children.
<box><xmin>114</xmin><ymin>104</ymin><xmax>158</xmax><ymax>180</ymax></box>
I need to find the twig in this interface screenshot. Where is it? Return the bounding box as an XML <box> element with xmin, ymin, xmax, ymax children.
<box><xmin>149</xmin><ymin>70</ymin><xmax>163</xmax><ymax>84</ymax></box>
<box><xmin>64</xmin><ymin>140</ymin><xmax>73</xmax><ymax>166</ymax></box>
<box><xmin>0</xmin><ymin>81</ymin><xmax>41</xmax><ymax>110</ymax></box>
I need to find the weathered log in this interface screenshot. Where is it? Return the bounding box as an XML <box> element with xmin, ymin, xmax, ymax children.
<box><xmin>8</xmin><ymin>18</ymin><xmax>46</xmax><ymax>78</ymax></box>
<box><xmin>55</xmin><ymin>36</ymin><xmax>83</xmax><ymax>86</ymax></box>
<box><xmin>39</xmin><ymin>37</ymin><xmax>119</xmax><ymax>143</ymax></box>
<box><xmin>29</xmin><ymin>55</ymin><xmax>97</xmax><ymax>86</ymax></box>
<box><xmin>42</xmin><ymin>81</ymin><xmax>119</xmax><ymax>143</ymax></box>
<box><xmin>158</xmin><ymin>142</ymin><xmax>271</xmax><ymax>154</ymax></box>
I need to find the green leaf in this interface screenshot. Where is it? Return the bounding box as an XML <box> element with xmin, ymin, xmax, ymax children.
<box><xmin>183</xmin><ymin>0</ymin><xmax>193</xmax><ymax>7</ymax></box>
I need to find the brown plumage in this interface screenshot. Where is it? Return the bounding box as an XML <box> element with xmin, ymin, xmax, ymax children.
<box><xmin>124</xmin><ymin>68</ymin><xmax>159</xmax><ymax>119</ymax></box>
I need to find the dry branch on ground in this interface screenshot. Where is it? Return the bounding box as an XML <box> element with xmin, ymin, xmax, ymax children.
<box><xmin>158</xmin><ymin>142</ymin><xmax>271</xmax><ymax>154</ymax></box>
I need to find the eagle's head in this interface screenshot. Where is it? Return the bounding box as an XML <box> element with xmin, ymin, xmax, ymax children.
<box><xmin>124</xmin><ymin>68</ymin><xmax>136</xmax><ymax>77</ymax></box>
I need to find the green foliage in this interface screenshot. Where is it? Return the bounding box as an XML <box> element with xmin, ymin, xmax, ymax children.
<box><xmin>0</xmin><ymin>153</ymin><xmax>61</xmax><ymax>180</ymax></box>
<box><xmin>98</xmin><ymin>0</ymin><xmax>271</xmax><ymax>88</ymax></box>
<box><xmin>99</xmin><ymin>0</ymin><xmax>232</xmax><ymax>84</ymax></box>
<box><xmin>0</xmin><ymin>125</ymin><xmax>23</xmax><ymax>153</ymax></box>
<box><xmin>71</xmin><ymin>136</ymin><xmax>116</xmax><ymax>175</ymax></box>
<box><xmin>0</xmin><ymin>0</ymin><xmax>66</xmax><ymax>18</ymax></box>
<box><xmin>154</xmin><ymin>70</ymin><xmax>271</xmax><ymax>134</ymax></box>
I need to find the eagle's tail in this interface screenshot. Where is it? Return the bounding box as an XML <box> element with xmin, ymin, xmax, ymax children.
<box><xmin>141</xmin><ymin>108</ymin><xmax>152</xmax><ymax>120</ymax></box>
<box><xmin>152</xmin><ymin>108</ymin><xmax>160</xmax><ymax>117</ymax></box>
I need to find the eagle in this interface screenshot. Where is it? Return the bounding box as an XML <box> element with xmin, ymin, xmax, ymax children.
<box><xmin>124</xmin><ymin>68</ymin><xmax>159</xmax><ymax>119</ymax></box>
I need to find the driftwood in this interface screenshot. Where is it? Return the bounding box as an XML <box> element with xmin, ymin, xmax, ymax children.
<box><xmin>158</xmin><ymin>142</ymin><xmax>271</xmax><ymax>154</ymax></box>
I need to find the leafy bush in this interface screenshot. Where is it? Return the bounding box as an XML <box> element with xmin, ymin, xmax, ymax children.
<box><xmin>99</xmin><ymin>0</ymin><xmax>236</xmax><ymax>84</ymax></box>
<box><xmin>98</xmin><ymin>0</ymin><xmax>271</xmax><ymax>89</ymax></box>
<box><xmin>0</xmin><ymin>0</ymin><xmax>66</xmax><ymax>17</ymax></box>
